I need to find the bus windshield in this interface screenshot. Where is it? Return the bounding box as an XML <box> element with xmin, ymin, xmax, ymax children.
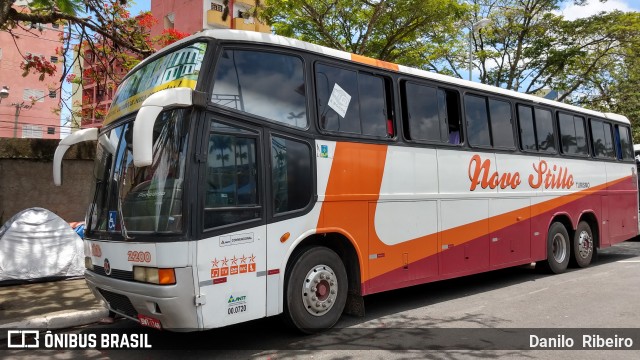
<box><xmin>103</xmin><ymin>42</ymin><xmax>207</xmax><ymax>126</ymax></box>
<box><xmin>87</xmin><ymin>109</ymin><xmax>191</xmax><ymax>238</ymax></box>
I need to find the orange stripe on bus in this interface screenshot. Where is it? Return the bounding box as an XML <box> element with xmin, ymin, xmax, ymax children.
<box><xmin>351</xmin><ymin>54</ymin><xmax>399</xmax><ymax>72</ymax></box>
<box><xmin>316</xmin><ymin>141</ymin><xmax>633</xmax><ymax>283</ymax></box>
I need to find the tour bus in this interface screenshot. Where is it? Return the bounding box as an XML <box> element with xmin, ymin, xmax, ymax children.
<box><xmin>53</xmin><ymin>30</ymin><xmax>638</xmax><ymax>333</ymax></box>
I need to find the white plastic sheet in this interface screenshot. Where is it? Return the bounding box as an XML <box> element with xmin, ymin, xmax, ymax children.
<box><xmin>0</xmin><ymin>208</ymin><xmax>85</xmax><ymax>282</ymax></box>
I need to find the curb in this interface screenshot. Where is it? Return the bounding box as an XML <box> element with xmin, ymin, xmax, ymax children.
<box><xmin>0</xmin><ymin>308</ymin><xmax>109</xmax><ymax>340</ymax></box>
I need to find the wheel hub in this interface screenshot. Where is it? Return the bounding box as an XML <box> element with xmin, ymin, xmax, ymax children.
<box><xmin>552</xmin><ymin>233</ymin><xmax>567</xmax><ymax>263</ymax></box>
<box><xmin>302</xmin><ymin>265</ymin><xmax>338</xmax><ymax>316</ymax></box>
<box><xmin>577</xmin><ymin>230</ymin><xmax>592</xmax><ymax>258</ymax></box>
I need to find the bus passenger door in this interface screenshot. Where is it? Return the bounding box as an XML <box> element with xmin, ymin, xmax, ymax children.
<box><xmin>195</xmin><ymin>118</ymin><xmax>267</xmax><ymax>329</ymax></box>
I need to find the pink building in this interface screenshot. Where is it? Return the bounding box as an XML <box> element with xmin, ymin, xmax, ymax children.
<box><xmin>150</xmin><ymin>0</ymin><xmax>270</xmax><ymax>40</ymax></box>
<box><xmin>0</xmin><ymin>2</ymin><xmax>63</xmax><ymax>139</ymax></box>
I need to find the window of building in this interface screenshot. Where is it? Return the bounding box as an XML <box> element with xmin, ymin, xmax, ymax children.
<box><xmin>211</xmin><ymin>2</ymin><xmax>223</xmax><ymax>12</ymax></box>
<box><xmin>212</xmin><ymin>49</ymin><xmax>308</xmax><ymax>128</ymax></box>
<box><xmin>52</xmin><ymin>23</ymin><xmax>60</xmax><ymax>29</ymax></box>
<box><xmin>590</xmin><ymin>119</ymin><xmax>615</xmax><ymax>159</ymax></box>
<box><xmin>23</xmin><ymin>89</ymin><xmax>45</xmax><ymax>102</ymax></box>
<box><xmin>50</xmin><ymin>56</ymin><xmax>58</xmax><ymax>63</ymax></box>
<box><xmin>49</xmin><ymin>90</ymin><xmax>57</xmax><ymax>98</ymax></box>
<box><xmin>47</xmin><ymin>127</ymin><xmax>55</xmax><ymax>135</ymax></box>
<box><xmin>204</xmin><ymin>122</ymin><xmax>261</xmax><ymax>229</ymax></box>
<box><xmin>22</xmin><ymin>125</ymin><xmax>43</xmax><ymax>138</ymax></box>
<box><xmin>271</xmin><ymin>136</ymin><xmax>312</xmax><ymax>214</ymax></box>
<box><xmin>558</xmin><ymin>113</ymin><xmax>588</xmax><ymax>156</ymax></box>
<box><xmin>315</xmin><ymin>63</ymin><xmax>393</xmax><ymax>138</ymax></box>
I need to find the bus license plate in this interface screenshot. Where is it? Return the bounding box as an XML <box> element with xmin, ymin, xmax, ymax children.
<box><xmin>138</xmin><ymin>314</ymin><xmax>162</xmax><ymax>330</ymax></box>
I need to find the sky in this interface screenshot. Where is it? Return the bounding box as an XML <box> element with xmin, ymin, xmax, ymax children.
<box><xmin>558</xmin><ymin>0</ymin><xmax>640</xmax><ymax>20</ymax></box>
<box><xmin>60</xmin><ymin>0</ymin><xmax>640</xmax><ymax>137</ymax></box>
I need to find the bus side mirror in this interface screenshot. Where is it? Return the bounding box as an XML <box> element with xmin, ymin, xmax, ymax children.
<box><xmin>133</xmin><ymin>88</ymin><xmax>193</xmax><ymax>167</ymax></box>
<box><xmin>53</xmin><ymin>128</ymin><xmax>99</xmax><ymax>186</ymax></box>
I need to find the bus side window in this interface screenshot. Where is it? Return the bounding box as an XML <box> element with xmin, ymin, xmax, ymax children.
<box><xmin>464</xmin><ymin>94</ymin><xmax>491</xmax><ymax>147</ymax></box>
<box><xmin>271</xmin><ymin>136</ymin><xmax>313</xmax><ymax>215</ymax></box>
<box><xmin>534</xmin><ymin>108</ymin><xmax>556</xmax><ymax>153</ymax></box>
<box><xmin>315</xmin><ymin>63</ymin><xmax>393</xmax><ymax>139</ymax></box>
<box><xmin>204</xmin><ymin>122</ymin><xmax>261</xmax><ymax>229</ymax></box>
<box><xmin>590</xmin><ymin>119</ymin><xmax>616</xmax><ymax>159</ymax></box>
<box><xmin>616</xmin><ymin>125</ymin><xmax>634</xmax><ymax>161</ymax></box>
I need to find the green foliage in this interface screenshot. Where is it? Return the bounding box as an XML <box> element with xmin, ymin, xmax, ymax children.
<box><xmin>263</xmin><ymin>0</ymin><xmax>470</xmax><ymax>72</ymax></box>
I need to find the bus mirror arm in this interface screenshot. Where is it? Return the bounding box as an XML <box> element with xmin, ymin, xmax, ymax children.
<box><xmin>53</xmin><ymin>127</ymin><xmax>99</xmax><ymax>186</ymax></box>
<box><xmin>133</xmin><ymin>88</ymin><xmax>193</xmax><ymax>167</ymax></box>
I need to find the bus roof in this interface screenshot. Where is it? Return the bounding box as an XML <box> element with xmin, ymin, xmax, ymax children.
<box><xmin>140</xmin><ymin>29</ymin><xmax>630</xmax><ymax>125</ymax></box>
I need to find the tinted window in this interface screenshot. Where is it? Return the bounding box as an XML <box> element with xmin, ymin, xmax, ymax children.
<box><xmin>212</xmin><ymin>50</ymin><xmax>308</xmax><ymax>128</ymax></box>
<box><xmin>603</xmin><ymin>122</ymin><xmax>615</xmax><ymax>158</ymax></box>
<box><xmin>359</xmin><ymin>74</ymin><xmax>388</xmax><ymax>137</ymax></box>
<box><xmin>517</xmin><ymin>105</ymin><xmax>537</xmax><ymax>151</ymax></box>
<box><xmin>574</xmin><ymin>116</ymin><xmax>588</xmax><ymax>155</ymax></box>
<box><xmin>316</xmin><ymin>63</ymin><xmax>392</xmax><ymax>138</ymax></box>
<box><xmin>558</xmin><ymin>113</ymin><xmax>580</xmax><ymax>155</ymax></box>
<box><xmin>617</xmin><ymin>125</ymin><xmax>634</xmax><ymax>160</ymax></box>
<box><xmin>272</xmin><ymin>137</ymin><xmax>312</xmax><ymax>214</ymax></box>
<box><xmin>404</xmin><ymin>82</ymin><xmax>441</xmax><ymax>142</ymax></box>
<box><xmin>316</xmin><ymin>64</ymin><xmax>361</xmax><ymax>134</ymax></box>
<box><xmin>489</xmin><ymin>99</ymin><xmax>514</xmax><ymax>148</ymax></box>
<box><xmin>465</xmin><ymin>94</ymin><xmax>491</xmax><ymax>147</ymax></box>
<box><xmin>535</xmin><ymin>108</ymin><xmax>555</xmax><ymax>153</ymax></box>
<box><xmin>591</xmin><ymin>119</ymin><xmax>615</xmax><ymax>159</ymax></box>
<box><xmin>204</xmin><ymin>122</ymin><xmax>260</xmax><ymax>229</ymax></box>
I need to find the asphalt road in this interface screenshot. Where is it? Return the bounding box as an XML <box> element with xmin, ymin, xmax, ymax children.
<box><xmin>4</xmin><ymin>238</ymin><xmax>640</xmax><ymax>359</ymax></box>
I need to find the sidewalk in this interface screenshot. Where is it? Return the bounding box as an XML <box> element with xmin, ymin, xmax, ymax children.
<box><xmin>0</xmin><ymin>278</ymin><xmax>108</xmax><ymax>338</ymax></box>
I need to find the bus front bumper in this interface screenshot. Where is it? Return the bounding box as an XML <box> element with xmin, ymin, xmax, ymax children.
<box><xmin>85</xmin><ymin>267</ymin><xmax>199</xmax><ymax>330</ymax></box>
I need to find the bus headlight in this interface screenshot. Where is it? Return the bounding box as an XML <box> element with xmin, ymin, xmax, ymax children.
<box><xmin>133</xmin><ymin>266</ymin><xmax>176</xmax><ymax>285</ymax></box>
<box><xmin>85</xmin><ymin>257</ymin><xmax>94</xmax><ymax>270</ymax></box>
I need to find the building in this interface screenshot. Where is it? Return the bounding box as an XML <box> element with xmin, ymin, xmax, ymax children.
<box><xmin>70</xmin><ymin>0</ymin><xmax>271</xmax><ymax>131</ymax></box>
<box><xmin>150</xmin><ymin>0</ymin><xmax>271</xmax><ymax>39</ymax></box>
<box><xmin>0</xmin><ymin>1</ymin><xmax>64</xmax><ymax>139</ymax></box>
<box><xmin>74</xmin><ymin>45</ymin><xmax>128</xmax><ymax>129</ymax></box>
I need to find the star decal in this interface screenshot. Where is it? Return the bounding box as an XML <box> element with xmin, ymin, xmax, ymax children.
<box><xmin>249</xmin><ymin>254</ymin><xmax>256</xmax><ymax>263</ymax></box>
<box><xmin>211</xmin><ymin>258</ymin><xmax>219</xmax><ymax>267</ymax></box>
<box><xmin>221</xmin><ymin>257</ymin><xmax>229</xmax><ymax>267</ymax></box>
<box><xmin>240</xmin><ymin>255</ymin><xmax>247</xmax><ymax>264</ymax></box>
<box><xmin>231</xmin><ymin>255</ymin><xmax>238</xmax><ymax>265</ymax></box>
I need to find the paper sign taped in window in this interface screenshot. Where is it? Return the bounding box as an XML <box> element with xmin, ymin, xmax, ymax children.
<box><xmin>327</xmin><ymin>83</ymin><xmax>351</xmax><ymax>118</ymax></box>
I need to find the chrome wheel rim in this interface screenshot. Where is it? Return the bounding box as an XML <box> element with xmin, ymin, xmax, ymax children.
<box><xmin>301</xmin><ymin>265</ymin><xmax>338</xmax><ymax>316</ymax></box>
<box><xmin>552</xmin><ymin>233</ymin><xmax>567</xmax><ymax>263</ymax></box>
<box><xmin>577</xmin><ymin>230</ymin><xmax>593</xmax><ymax>259</ymax></box>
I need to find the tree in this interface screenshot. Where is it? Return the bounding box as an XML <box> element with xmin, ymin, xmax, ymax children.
<box><xmin>262</xmin><ymin>0</ymin><xmax>470</xmax><ymax>73</ymax></box>
<box><xmin>0</xmin><ymin>0</ymin><xmax>189</xmax><ymax>128</ymax></box>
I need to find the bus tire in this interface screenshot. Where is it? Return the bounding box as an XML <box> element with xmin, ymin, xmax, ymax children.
<box><xmin>571</xmin><ymin>221</ymin><xmax>594</xmax><ymax>268</ymax></box>
<box><xmin>539</xmin><ymin>222</ymin><xmax>571</xmax><ymax>274</ymax></box>
<box><xmin>284</xmin><ymin>246</ymin><xmax>347</xmax><ymax>334</ymax></box>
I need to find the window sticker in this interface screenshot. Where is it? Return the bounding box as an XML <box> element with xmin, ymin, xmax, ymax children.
<box><xmin>108</xmin><ymin>211</ymin><xmax>117</xmax><ymax>231</ymax></box>
<box><xmin>327</xmin><ymin>83</ymin><xmax>351</xmax><ymax>118</ymax></box>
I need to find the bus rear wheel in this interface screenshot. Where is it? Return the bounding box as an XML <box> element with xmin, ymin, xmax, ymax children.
<box><xmin>570</xmin><ymin>221</ymin><xmax>594</xmax><ymax>268</ymax></box>
<box><xmin>284</xmin><ymin>246</ymin><xmax>347</xmax><ymax>334</ymax></box>
<box><xmin>538</xmin><ymin>222</ymin><xmax>570</xmax><ymax>274</ymax></box>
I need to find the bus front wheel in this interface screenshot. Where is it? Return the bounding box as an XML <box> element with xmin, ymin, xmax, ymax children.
<box><xmin>284</xmin><ymin>246</ymin><xmax>348</xmax><ymax>334</ymax></box>
<box><xmin>571</xmin><ymin>221</ymin><xmax>594</xmax><ymax>268</ymax></box>
<box><xmin>538</xmin><ymin>222</ymin><xmax>570</xmax><ymax>274</ymax></box>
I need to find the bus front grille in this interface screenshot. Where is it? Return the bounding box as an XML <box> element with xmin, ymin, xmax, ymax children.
<box><xmin>97</xmin><ymin>288</ymin><xmax>139</xmax><ymax>318</ymax></box>
<box><xmin>91</xmin><ymin>266</ymin><xmax>134</xmax><ymax>281</ymax></box>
